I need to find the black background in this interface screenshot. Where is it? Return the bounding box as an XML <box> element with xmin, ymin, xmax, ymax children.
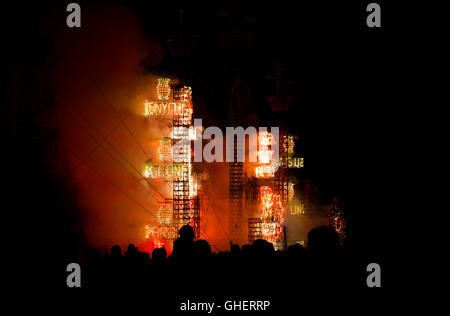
<box><xmin>3</xmin><ymin>0</ymin><xmax>431</xmax><ymax>310</ymax></box>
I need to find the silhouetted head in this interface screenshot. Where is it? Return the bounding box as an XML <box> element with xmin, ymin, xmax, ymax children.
<box><xmin>111</xmin><ymin>245</ymin><xmax>121</xmax><ymax>256</ymax></box>
<box><xmin>179</xmin><ymin>225</ymin><xmax>195</xmax><ymax>241</ymax></box>
<box><xmin>241</xmin><ymin>244</ymin><xmax>251</xmax><ymax>254</ymax></box>
<box><xmin>126</xmin><ymin>243</ymin><xmax>138</xmax><ymax>257</ymax></box>
<box><xmin>287</xmin><ymin>243</ymin><xmax>306</xmax><ymax>260</ymax></box>
<box><xmin>152</xmin><ymin>246</ymin><xmax>167</xmax><ymax>262</ymax></box>
<box><xmin>231</xmin><ymin>244</ymin><xmax>240</xmax><ymax>256</ymax></box>
<box><xmin>194</xmin><ymin>239</ymin><xmax>211</xmax><ymax>258</ymax></box>
<box><xmin>252</xmin><ymin>239</ymin><xmax>275</xmax><ymax>259</ymax></box>
<box><xmin>307</xmin><ymin>226</ymin><xmax>340</xmax><ymax>255</ymax></box>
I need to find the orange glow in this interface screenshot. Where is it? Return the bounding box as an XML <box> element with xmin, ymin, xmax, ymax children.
<box><xmin>157</xmin><ymin>77</ymin><xmax>171</xmax><ymax>100</ymax></box>
<box><xmin>144</xmin><ymin>101</ymin><xmax>186</xmax><ymax>116</ymax></box>
<box><xmin>158</xmin><ymin>138</ymin><xmax>172</xmax><ymax>163</ymax></box>
<box><xmin>143</xmin><ymin>80</ymin><xmax>198</xmax><ymax>246</ymax></box>
<box><xmin>157</xmin><ymin>202</ymin><xmax>172</xmax><ymax>225</ymax></box>
<box><xmin>257</xmin><ymin>131</ymin><xmax>273</xmax><ymax>164</ymax></box>
<box><xmin>255</xmin><ymin>165</ymin><xmax>275</xmax><ymax>178</ymax></box>
<box><xmin>258</xmin><ymin>185</ymin><xmax>285</xmax><ymax>245</ymax></box>
<box><xmin>258</xmin><ymin>131</ymin><xmax>272</xmax><ymax>146</ymax></box>
<box><xmin>287</xmin><ymin>136</ymin><xmax>295</xmax><ymax>153</ymax></box>
<box><xmin>288</xmin><ymin>183</ymin><xmax>294</xmax><ymax>199</ymax></box>
<box><xmin>178</xmin><ymin>86</ymin><xmax>192</xmax><ymax>101</ymax></box>
<box><xmin>145</xmin><ymin>225</ymin><xmax>177</xmax><ymax>251</ymax></box>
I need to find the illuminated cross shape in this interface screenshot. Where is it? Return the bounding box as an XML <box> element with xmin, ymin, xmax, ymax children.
<box><xmin>266</xmin><ymin>59</ymin><xmax>294</xmax><ymax>112</ymax></box>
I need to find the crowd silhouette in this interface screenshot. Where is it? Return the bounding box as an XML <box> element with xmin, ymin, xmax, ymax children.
<box><xmin>81</xmin><ymin>225</ymin><xmax>358</xmax><ymax>291</ymax></box>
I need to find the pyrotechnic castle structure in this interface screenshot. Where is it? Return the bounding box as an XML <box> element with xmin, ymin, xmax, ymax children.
<box><xmin>143</xmin><ymin>77</ymin><xmax>201</xmax><ymax>252</ymax></box>
<box><xmin>140</xmin><ymin>76</ymin><xmax>342</xmax><ymax>253</ymax></box>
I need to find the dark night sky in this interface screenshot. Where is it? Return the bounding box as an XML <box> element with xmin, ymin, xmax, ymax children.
<box><xmin>124</xmin><ymin>0</ymin><xmax>394</xmax><ymax>205</ymax></box>
<box><xmin>3</xmin><ymin>0</ymin><xmax>421</xmax><ymax>283</ymax></box>
<box><xmin>119</xmin><ymin>0</ymin><xmax>398</xmax><ymax>259</ymax></box>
